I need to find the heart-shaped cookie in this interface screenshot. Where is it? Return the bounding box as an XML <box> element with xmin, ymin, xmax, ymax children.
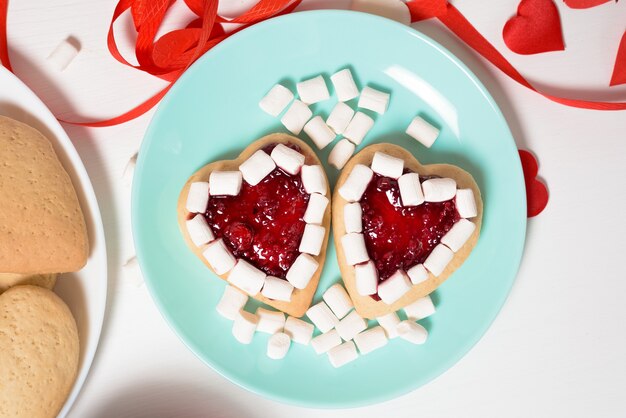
<box><xmin>178</xmin><ymin>133</ymin><xmax>330</xmax><ymax>317</ymax></box>
<box><xmin>332</xmin><ymin>143</ymin><xmax>483</xmax><ymax>319</ymax></box>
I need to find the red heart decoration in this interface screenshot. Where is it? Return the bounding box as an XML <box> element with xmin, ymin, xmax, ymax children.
<box><xmin>503</xmin><ymin>0</ymin><xmax>565</xmax><ymax>55</ymax></box>
<box><xmin>610</xmin><ymin>31</ymin><xmax>626</xmax><ymax>87</ymax></box>
<box><xmin>563</xmin><ymin>0</ymin><xmax>612</xmax><ymax>8</ymax></box>
<box><xmin>519</xmin><ymin>150</ymin><xmax>549</xmax><ymax>217</ymax></box>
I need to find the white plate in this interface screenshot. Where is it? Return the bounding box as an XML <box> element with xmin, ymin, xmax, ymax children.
<box><xmin>0</xmin><ymin>66</ymin><xmax>107</xmax><ymax>418</ymax></box>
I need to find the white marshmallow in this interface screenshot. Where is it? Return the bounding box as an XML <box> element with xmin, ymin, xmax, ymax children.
<box><xmin>354</xmin><ymin>326</ymin><xmax>388</xmax><ymax>354</ymax></box>
<box><xmin>267</xmin><ymin>332</ymin><xmax>291</xmax><ymax>360</ymax></box>
<box><xmin>441</xmin><ymin>219</ymin><xmax>476</xmax><ymax>252</ymax></box>
<box><xmin>311</xmin><ymin>329</ymin><xmax>342</xmax><ymax>354</ymax></box>
<box><xmin>376</xmin><ymin>312</ymin><xmax>401</xmax><ymax>339</ymax></box>
<box><xmin>232</xmin><ymin>311</ymin><xmax>258</xmax><ymax>344</ymax></box>
<box><xmin>371</xmin><ymin>151</ymin><xmax>404</xmax><ymax>179</ymax></box>
<box><xmin>281</xmin><ymin>100</ymin><xmax>312</xmax><ymax>135</ymax></box>
<box><xmin>303</xmin><ymin>193</ymin><xmax>329</xmax><ymax>225</ymax></box>
<box><xmin>406</xmin><ymin>116</ymin><xmax>440</xmax><ymax>148</ymax></box>
<box><xmin>344</xmin><ymin>202</ymin><xmax>363</xmax><ymax>233</ymax></box>
<box><xmin>47</xmin><ymin>38</ymin><xmax>79</xmax><ymax>71</ymax></box>
<box><xmin>297</xmin><ymin>75</ymin><xmax>330</xmax><ymax>104</ymax></box>
<box><xmin>306</xmin><ymin>301</ymin><xmax>339</xmax><ymax>333</ymax></box>
<box><xmin>227</xmin><ymin>259</ymin><xmax>266</xmax><ymax>296</ymax></box>
<box><xmin>303</xmin><ymin>116</ymin><xmax>336</xmax><ymax>149</ymax></box>
<box><xmin>255</xmin><ymin>307</ymin><xmax>286</xmax><ymax>334</ymax></box>
<box><xmin>423</xmin><ymin>244</ymin><xmax>454</xmax><ymax>276</ymax></box>
<box><xmin>301</xmin><ymin>165</ymin><xmax>328</xmax><ymax>195</ymax></box>
<box><xmin>284</xmin><ymin>316</ymin><xmax>314</xmax><ymax>345</ymax></box>
<box><xmin>209</xmin><ymin>171</ymin><xmax>242</xmax><ymax>196</ymax></box>
<box><xmin>328</xmin><ymin>139</ymin><xmax>356</xmax><ymax>170</ymax></box>
<box><xmin>403</xmin><ymin>295</ymin><xmax>436</xmax><ymax>321</ymax></box>
<box><xmin>326</xmin><ymin>102</ymin><xmax>355</xmax><ymax>134</ymax></box>
<box><xmin>270</xmin><ymin>143</ymin><xmax>306</xmax><ymax>175</ymax></box>
<box><xmin>186</xmin><ymin>182</ymin><xmax>209</xmax><ymax>213</ymax></box>
<box><xmin>377</xmin><ymin>270</ymin><xmax>411</xmax><ymax>304</ymax></box>
<box><xmin>216</xmin><ymin>285</ymin><xmax>248</xmax><ymax>320</ymax></box>
<box><xmin>398</xmin><ymin>173</ymin><xmax>425</xmax><ymax>206</ymax></box>
<box><xmin>261</xmin><ymin>276</ymin><xmax>294</xmax><ymax>302</ymax></box>
<box><xmin>456</xmin><ymin>188</ymin><xmax>478</xmax><ymax>218</ymax></box>
<box><xmin>331</xmin><ymin>69</ymin><xmax>359</xmax><ymax>102</ymax></box>
<box><xmin>422</xmin><ymin>178</ymin><xmax>457</xmax><ymax>202</ymax></box>
<box><xmin>336</xmin><ymin>310</ymin><xmax>368</xmax><ymax>341</ymax></box>
<box><xmin>203</xmin><ymin>239</ymin><xmax>236</xmax><ymax>275</ymax></box>
<box><xmin>343</xmin><ymin>112</ymin><xmax>374</xmax><ymax>145</ymax></box>
<box><xmin>186</xmin><ymin>214</ymin><xmax>215</xmax><ymax>246</ymax></box>
<box><xmin>259</xmin><ymin>84</ymin><xmax>294</xmax><ymax>117</ymax></box>
<box><xmin>407</xmin><ymin>263</ymin><xmax>429</xmax><ymax>285</ymax></box>
<box><xmin>327</xmin><ymin>341</ymin><xmax>358</xmax><ymax>368</ymax></box>
<box><xmin>355</xmin><ymin>260</ymin><xmax>378</xmax><ymax>296</ymax></box>
<box><xmin>299</xmin><ymin>224</ymin><xmax>326</xmax><ymax>256</ymax></box>
<box><xmin>323</xmin><ymin>284</ymin><xmax>354</xmax><ymax>319</ymax></box>
<box><xmin>397</xmin><ymin>320</ymin><xmax>428</xmax><ymax>345</ymax></box>
<box><xmin>358</xmin><ymin>86</ymin><xmax>389</xmax><ymax>114</ymax></box>
<box><xmin>341</xmin><ymin>233</ymin><xmax>370</xmax><ymax>265</ymax></box>
<box><xmin>338</xmin><ymin>164</ymin><xmax>374</xmax><ymax>202</ymax></box>
<box><xmin>239</xmin><ymin>150</ymin><xmax>276</xmax><ymax>186</ymax></box>
<box><xmin>285</xmin><ymin>253</ymin><xmax>319</xmax><ymax>289</ymax></box>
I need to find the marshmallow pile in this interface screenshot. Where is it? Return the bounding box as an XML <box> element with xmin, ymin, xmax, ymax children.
<box><xmin>339</xmin><ymin>151</ymin><xmax>478</xmax><ymax>303</ymax></box>
<box><xmin>184</xmin><ymin>144</ymin><xmax>330</xmax><ymax>301</ymax></box>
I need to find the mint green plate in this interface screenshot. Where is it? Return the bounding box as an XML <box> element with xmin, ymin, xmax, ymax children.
<box><xmin>132</xmin><ymin>10</ymin><xmax>526</xmax><ymax>408</ymax></box>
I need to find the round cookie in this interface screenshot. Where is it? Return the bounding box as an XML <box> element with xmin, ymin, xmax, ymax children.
<box><xmin>0</xmin><ymin>272</ymin><xmax>58</xmax><ymax>294</ymax></box>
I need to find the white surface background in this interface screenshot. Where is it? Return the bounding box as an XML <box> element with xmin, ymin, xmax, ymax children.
<box><xmin>5</xmin><ymin>0</ymin><xmax>626</xmax><ymax>417</ymax></box>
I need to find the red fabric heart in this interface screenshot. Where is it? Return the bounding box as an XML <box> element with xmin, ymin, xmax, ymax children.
<box><xmin>503</xmin><ymin>0</ymin><xmax>565</xmax><ymax>55</ymax></box>
<box><xmin>519</xmin><ymin>150</ymin><xmax>549</xmax><ymax>217</ymax></box>
<box><xmin>563</xmin><ymin>0</ymin><xmax>612</xmax><ymax>9</ymax></box>
<box><xmin>610</xmin><ymin>31</ymin><xmax>626</xmax><ymax>87</ymax></box>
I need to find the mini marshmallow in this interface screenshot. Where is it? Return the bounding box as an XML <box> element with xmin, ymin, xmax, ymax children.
<box><xmin>303</xmin><ymin>193</ymin><xmax>329</xmax><ymax>225</ymax></box>
<box><xmin>311</xmin><ymin>329</ymin><xmax>342</xmax><ymax>354</ymax></box>
<box><xmin>338</xmin><ymin>164</ymin><xmax>374</xmax><ymax>202</ymax></box>
<box><xmin>441</xmin><ymin>219</ymin><xmax>476</xmax><ymax>252</ymax></box>
<box><xmin>327</xmin><ymin>341</ymin><xmax>358</xmax><ymax>368</ymax></box>
<box><xmin>267</xmin><ymin>332</ymin><xmax>291</xmax><ymax>360</ymax></box>
<box><xmin>323</xmin><ymin>284</ymin><xmax>354</xmax><ymax>319</ymax></box>
<box><xmin>354</xmin><ymin>326</ymin><xmax>388</xmax><ymax>355</ymax></box>
<box><xmin>376</xmin><ymin>312</ymin><xmax>401</xmax><ymax>339</ymax></box>
<box><xmin>326</xmin><ymin>102</ymin><xmax>355</xmax><ymax>134</ymax></box>
<box><xmin>341</xmin><ymin>233</ymin><xmax>369</xmax><ymax>265</ymax></box>
<box><xmin>397</xmin><ymin>320</ymin><xmax>428</xmax><ymax>345</ymax></box>
<box><xmin>377</xmin><ymin>270</ymin><xmax>411</xmax><ymax>304</ymax></box>
<box><xmin>303</xmin><ymin>116</ymin><xmax>336</xmax><ymax>149</ymax></box>
<box><xmin>355</xmin><ymin>260</ymin><xmax>378</xmax><ymax>296</ymax></box>
<box><xmin>47</xmin><ymin>38</ymin><xmax>79</xmax><ymax>71</ymax></box>
<box><xmin>406</xmin><ymin>116</ymin><xmax>439</xmax><ymax>148</ymax></box>
<box><xmin>371</xmin><ymin>151</ymin><xmax>404</xmax><ymax>179</ymax></box>
<box><xmin>344</xmin><ymin>202</ymin><xmax>363</xmax><ymax>233</ymax></box>
<box><xmin>270</xmin><ymin>143</ymin><xmax>306</xmax><ymax>175</ymax></box>
<box><xmin>227</xmin><ymin>259</ymin><xmax>266</xmax><ymax>296</ymax></box>
<box><xmin>407</xmin><ymin>263</ymin><xmax>429</xmax><ymax>285</ymax></box>
<box><xmin>456</xmin><ymin>188</ymin><xmax>478</xmax><ymax>218</ymax></box>
<box><xmin>186</xmin><ymin>214</ymin><xmax>215</xmax><ymax>246</ymax></box>
<box><xmin>261</xmin><ymin>276</ymin><xmax>294</xmax><ymax>302</ymax></box>
<box><xmin>422</xmin><ymin>178</ymin><xmax>457</xmax><ymax>202</ymax></box>
<box><xmin>286</xmin><ymin>253</ymin><xmax>319</xmax><ymax>289</ymax></box>
<box><xmin>398</xmin><ymin>173</ymin><xmax>425</xmax><ymax>206</ymax></box>
<box><xmin>299</xmin><ymin>224</ymin><xmax>326</xmax><ymax>256</ymax></box>
<box><xmin>301</xmin><ymin>165</ymin><xmax>328</xmax><ymax>195</ymax></box>
<box><xmin>423</xmin><ymin>244</ymin><xmax>454</xmax><ymax>276</ymax></box>
<box><xmin>358</xmin><ymin>86</ymin><xmax>390</xmax><ymax>114</ymax></box>
<box><xmin>331</xmin><ymin>69</ymin><xmax>359</xmax><ymax>102</ymax></box>
<box><xmin>336</xmin><ymin>310</ymin><xmax>368</xmax><ymax>341</ymax></box>
<box><xmin>255</xmin><ymin>307</ymin><xmax>286</xmax><ymax>334</ymax></box>
<box><xmin>328</xmin><ymin>139</ymin><xmax>356</xmax><ymax>170</ymax></box>
<box><xmin>306</xmin><ymin>301</ymin><xmax>339</xmax><ymax>333</ymax></box>
<box><xmin>186</xmin><ymin>182</ymin><xmax>209</xmax><ymax>213</ymax></box>
<box><xmin>232</xmin><ymin>311</ymin><xmax>258</xmax><ymax>344</ymax></box>
<box><xmin>281</xmin><ymin>100</ymin><xmax>312</xmax><ymax>135</ymax></box>
<box><xmin>209</xmin><ymin>171</ymin><xmax>242</xmax><ymax>196</ymax></box>
<box><xmin>259</xmin><ymin>84</ymin><xmax>294</xmax><ymax>117</ymax></box>
<box><xmin>216</xmin><ymin>285</ymin><xmax>248</xmax><ymax>320</ymax></box>
<box><xmin>343</xmin><ymin>112</ymin><xmax>374</xmax><ymax>145</ymax></box>
<box><xmin>284</xmin><ymin>316</ymin><xmax>314</xmax><ymax>345</ymax></box>
<box><xmin>203</xmin><ymin>239</ymin><xmax>236</xmax><ymax>275</ymax></box>
<box><xmin>239</xmin><ymin>150</ymin><xmax>276</xmax><ymax>186</ymax></box>
<box><xmin>403</xmin><ymin>295</ymin><xmax>436</xmax><ymax>321</ymax></box>
<box><xmin>297</xmin><ymin>75</ymin><xmax>330</xmax><ymax>104</ymax></box>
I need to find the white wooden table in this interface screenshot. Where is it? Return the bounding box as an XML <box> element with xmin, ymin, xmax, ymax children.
<box><xmin>6</xmin><ymin>1</ymin><xmax>626</xmax><ymax>416</ymax></box>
